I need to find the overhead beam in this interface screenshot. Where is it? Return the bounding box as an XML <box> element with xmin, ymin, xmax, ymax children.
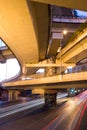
<box><xmin>57</xmin><ymin>28</ymin><xmax>87</xmax><ymax>63</ymax></box>
<box><xmin>57</xmin><ymin>28</ymin><xmax>87</xmax><ymax>59</ymax></box>
<box><xmin>27</xmin><ymin>1</ymin><xmax>49</xmax><ymax>60</ymax></box>
<box><xmin>30</xmin><ymin>0</ymin><xmax>87</xmax><ymax>11</ymax></box>
<box><xmin>25</xmin><ymin>63</ymin><xmax>75</xmax><ymax>67</ymax></box>
<box><xmin>2</xmin><ymin>81</ymin><xmax>87</xmax><ymax>89</ymax></box>
<box><xmin>57</xmin><ymin>36</ymin><xmax>87</xmax><ymax>63</ymax></box>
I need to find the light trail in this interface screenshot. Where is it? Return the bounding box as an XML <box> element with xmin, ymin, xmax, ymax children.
<box><xmin>0</xmin><ymin>99</ymin><xmax>44</xmax><ymax>118</ymax></box>
<box><xmin>0</xmin><ymin>93</ymin><xmax>68</xmax><ymax>118</ymax></box>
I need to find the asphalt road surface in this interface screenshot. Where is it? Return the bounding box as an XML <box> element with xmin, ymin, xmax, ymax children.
<box><xmin>0</xmin><ymin>91</ymin><xmax>87</xmax><ymax>130</ymax></box>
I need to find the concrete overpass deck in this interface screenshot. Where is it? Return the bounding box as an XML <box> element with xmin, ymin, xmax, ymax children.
<box><xmin>2</xmin><ymin>71</ymin><xmax>87</xmax><ymax>89</ymax></box>
<box><xmin>0</xmin><ymin>0</ymin><xmax>87</xmax><ymax>91</ymax></box>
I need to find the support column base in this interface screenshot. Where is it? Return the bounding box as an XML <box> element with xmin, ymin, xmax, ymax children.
<box><xmin>44</xmin><ymin>90</ymin><xmax>57</xmax><ymax>108</ymax></box>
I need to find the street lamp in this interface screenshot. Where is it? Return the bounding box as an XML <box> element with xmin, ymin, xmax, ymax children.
<box><xmin>63</xmin><ymin>30</ymin><xmax>67</xmax><ymax>35</ymax></box>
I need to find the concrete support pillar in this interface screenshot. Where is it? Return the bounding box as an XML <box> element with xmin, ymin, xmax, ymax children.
<box><xmin>8</xmin><ymin>90</ymin><xmax>19</xmax><ymax>101</ymax></box>
<box><xmin>32</xmin><ymin>89</ymin><xmax>44</xmax><ymax>98</ymax></box>
<box><xmin>22</xmin><ymin>65</ymin><xmax>27</xmax><ymax>79</ymax></box>
<box><xmin>44</xmin><ymin>90</ymin><xmax>57</xmax><ymax>107</ymax></box>
<box><xmin>45</xmin><ymin>57</ymin><xmax>56</xmax><ymax>77</ymax></box>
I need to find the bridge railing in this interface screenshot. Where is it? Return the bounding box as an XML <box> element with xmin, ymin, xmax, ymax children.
<box><xmin>61</xmin><ymin>71</ymin><xmax>87</xmax><ymax>81</ymax></box>
<box><xmin>28</xmin><ymin>64</ymin><xmax>87</xmax><ymax>80</ymax></box>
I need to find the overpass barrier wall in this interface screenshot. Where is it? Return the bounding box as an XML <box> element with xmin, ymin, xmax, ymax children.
<box><xmin>61</xmin><ymin>71</ymin><xmax>87</xmax><ymax>81</ymax></box>
<box><xmin>2</xmin><ymin>71</ymin><xmax>87</xmax><ymax>87</ymax></box>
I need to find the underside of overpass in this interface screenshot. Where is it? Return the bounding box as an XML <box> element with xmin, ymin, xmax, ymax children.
<box><xmin>3</xmin><ymin>80</ymin><xmax>87</xmax><ymax>90</ymax></box>
<box><xmin>0</xmin><ymin>0</ymin><xmax>87</xmax><ymax>91</ymax></box>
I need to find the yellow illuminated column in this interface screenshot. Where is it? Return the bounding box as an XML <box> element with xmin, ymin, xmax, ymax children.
<box><xmin>8</xmin><ymin>90</ymin><xmax>19</xmax><ymax>101</ymax></box>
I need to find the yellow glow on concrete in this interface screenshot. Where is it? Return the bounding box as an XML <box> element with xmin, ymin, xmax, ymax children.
<box><xmin>25</xmin><ymin>63</ymin><xmax>75</xmax><ymax>67</ymax></box>
<box><xmin>8</xmin><ymin>90</ymin><xmax>19</xmax><ymax>101</ymax></box>
<box><xmin>0</xmin><ymin>0</ymin><xmax>39</xmax><ymax>65</ymax></box>
<box><xmin>32</xmin><ymin>89</ymin><xmax>45</xmax><ymax>94</ymax></box>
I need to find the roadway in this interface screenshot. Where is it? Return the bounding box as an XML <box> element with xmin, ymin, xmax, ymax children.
<box><xmin>0</xmin><ymin>91</ymin><xmax>87</xmax><ymax>130</ymax></box>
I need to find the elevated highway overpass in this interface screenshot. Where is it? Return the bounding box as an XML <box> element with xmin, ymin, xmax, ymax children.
<box><xmin>56</xmin><ymin>28</ymin><xmax>87</xmax><ymax>64</ymax></box>
<box><xmin>2</xmin><ymin>71</ymin><xmax>87</xmax><ymax>89</ymax></box>
<box><xmin>0</xmin><ymin>0</ymin><xmax>87</xmax><ymax>75</ymax></box>
<box><xmin>2</xmin><ymin>71</ymin><xmax>87</xmax><ymax>104</ymax></box>
<box><xmin>0</xmin><ymin>0</ymin><xmax>87</xmax><ymax>104</ymax></box>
